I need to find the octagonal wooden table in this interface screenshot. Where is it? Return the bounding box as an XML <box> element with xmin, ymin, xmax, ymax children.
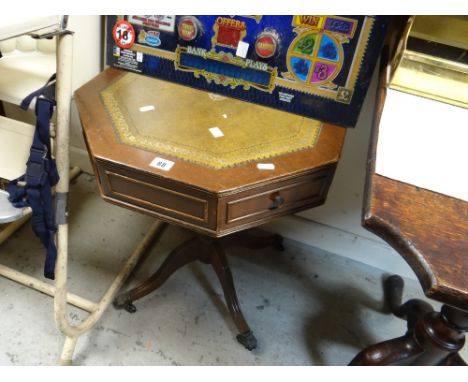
<box><xmin>75</xmin><ymin>67</ymin><xmax>346</xmax><ymax>349</ymax></box>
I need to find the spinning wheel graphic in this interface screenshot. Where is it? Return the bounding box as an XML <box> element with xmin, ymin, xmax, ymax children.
<box><xmin>286</xmin><ymin>31</ymin><xmax>344</xmax><ymax>88</ymax></box>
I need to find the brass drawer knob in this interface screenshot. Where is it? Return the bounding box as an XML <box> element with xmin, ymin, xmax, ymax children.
<box><xmin>269</xmin><ymin>193</ymin><xmax>285</xmax><ymax>210</ymax></box>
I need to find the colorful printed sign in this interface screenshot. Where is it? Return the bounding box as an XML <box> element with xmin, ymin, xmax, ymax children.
<box><xmin>106</xmin><ymin>15</ymin><xmax>390</xmax><ymax>127</ymax></box>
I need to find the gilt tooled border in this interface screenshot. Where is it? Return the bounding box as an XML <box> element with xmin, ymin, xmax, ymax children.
<box><xmin>101</xmin><ymin>73</ymin><xmax>322</xmax><ymax>170</ymax></box>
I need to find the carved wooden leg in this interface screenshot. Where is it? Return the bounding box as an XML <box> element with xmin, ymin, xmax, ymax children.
<box><xmin>384</xmin><ymin>275</ymin><xmax>434</xmax><ymax>330</ymax></box>
<box><xmin>208</xmin><ymin>239</ymin><xmax>257</xmax><ymax>350</ymax></box>
<box><xmin>410</xmin><ymin>305</ymin><xmax>467</xmax><ymax>365</ymax></box>
<box><xmin>349</xmin><ymin>334</ymin><xmax>423</xmax><ymax>365</ymax></box>
<box><xmin>349</xmin><ymin>275</ymin><xmax>467</xmax><ymax>366</ymax></box>
<box><xmin>114</xmin><ymin>232</ymin><xmax>258</xmax><ymax>350</ymax></box>
<box><xmin>113</xmin><ymin>236</ymin><xmax>201</xmax><ymax>312</ymax></box>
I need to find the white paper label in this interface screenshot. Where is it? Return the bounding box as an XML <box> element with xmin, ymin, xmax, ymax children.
<box><xmin>209</xmin><ymin>127</ymin><xmax>224</xmax><ymax>138</ymax></box>
<box><xmin>236</xmin><ymin>41</ymin><xmax>249</xmax><ymax>58</ymax></box>
<box><xmin>279</xmin><ymin>92</ymin><xmax>294</xmax><ymax>103</ymax></box>
<box><xmin>257</xmin><ymin>163</ymin><xmax>275</xmax><ymax>170</ymax></box>
<box><xmin>136</xmin><ymin>51</ymin><xmax>143</xmax><ymax>62</ymax></box>
<box><xmin>150</xmin><ymin>157</ymin><xmax>175</xmax><ymax>171</ymax></box>
<box><xmin>139</xmin><ymin>105</ymin><xmax>155</xmax><ymax>112</ymax></box>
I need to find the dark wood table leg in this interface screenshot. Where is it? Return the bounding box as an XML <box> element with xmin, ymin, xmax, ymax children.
<box><xmin>113</xmin><ymin>236</ymin><xmax>201</xmax><ymax>312</ymax></box>
<box><xmin>208</xmin><ymin>239</ymin><xmax>257</xmax><ymax>350</ymax></box>
<box><xmin>349</xmin><ymin>275</ymin><xmax>467</xmax><ymax>366</ymax></box>
<box><xmin>113</xmin><ymin>230</ymin><xmax>280</xmax><ymax>350</ymax></box>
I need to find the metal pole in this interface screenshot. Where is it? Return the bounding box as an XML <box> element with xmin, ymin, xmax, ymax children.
<box><xmin>0</xmin><ymin>30</ymin><xmax>166</xmax><ymax>366</ymax></box>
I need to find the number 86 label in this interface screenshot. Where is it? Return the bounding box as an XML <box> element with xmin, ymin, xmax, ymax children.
<box><xmin>113</xmin><ymin>20</ymin><xmax>135</xmax><ymax>49</ymax></box>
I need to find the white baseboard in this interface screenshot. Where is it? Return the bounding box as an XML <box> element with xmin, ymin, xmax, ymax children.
<box><xmin>262</xmin><ymin>215</ymin><xmax>417</xmax><ymax>281</ymax></box>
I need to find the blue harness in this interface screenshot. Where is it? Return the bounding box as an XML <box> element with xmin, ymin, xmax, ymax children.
<box><xmin>7</xmin><ymin>74</ymin><xmax>60</xmax><ymax>280</ymax></box>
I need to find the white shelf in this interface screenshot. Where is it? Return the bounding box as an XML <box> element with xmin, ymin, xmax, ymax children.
<box><xmin>0</xmin><ymin>116</ymin><xmax>35</xmax><ymax>181</ymax></box>
<box><xmin>0</xmin><ymin>16</ymin><xmax>62</xmax><ymax>41</ymax></box>
<box><xmin>0</xmin><ymin>52</ymin><xmax>56</xmax><ymax>106</ymax></box>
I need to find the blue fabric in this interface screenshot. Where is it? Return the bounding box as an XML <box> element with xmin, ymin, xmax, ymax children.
<box><xmin>7</xmin><ymin>74</ymin><xmax>59</xmax><ymax>279</ymax></box>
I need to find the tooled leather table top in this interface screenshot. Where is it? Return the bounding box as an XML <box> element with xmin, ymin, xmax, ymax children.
<box><xmin>100</xmin><ymin>72</ymin><xmax>322</xmax><ymax>169</ymax></box>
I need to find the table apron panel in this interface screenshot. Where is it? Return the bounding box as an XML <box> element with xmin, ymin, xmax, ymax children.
<box><xmin>95</xmin><ymin>159</ymin><xmax>215</xmax><ymax>227</ymax></box>
<box><xmin>221</xmin><ymin>167</ymin><xmax>334</xmax><ymax>228</ymax></box>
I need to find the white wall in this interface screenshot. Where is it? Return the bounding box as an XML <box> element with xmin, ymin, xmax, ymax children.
<box><xmin>262</xmin><ymin>65</ymin><xmax>416</xmax><ymax>280</ymax></box>
<box><xmin>67</xmin><ymin>15</ymin><xmax>102</xmax><ymax>173</ymax></box>
<box><xmin>66</xmin><ymin>16</ymin><xmax>417</xmax><ymax>280</ymax></box>
<box><xmin>0</xmin><ymin>16</ymin><xmax>101</xmax><ymax>172</ymax></box>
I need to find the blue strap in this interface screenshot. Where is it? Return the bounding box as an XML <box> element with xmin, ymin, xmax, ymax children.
<box><xmin>20</xmin><ymin>74</ymin><xmax>56</xmax><ymax>112</ymax></box>
<box><xmin>7</xmin><ymin>75</ymin><xmax>59</xmax><ymax>279</ymax></box>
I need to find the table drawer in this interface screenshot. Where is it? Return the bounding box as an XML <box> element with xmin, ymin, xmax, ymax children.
<box><xmin>95</xmin><ymin>159</ymin><xmax>213</xmax><ymax>227</ymax></box>
<box><xmin>224</xmin><ymin>168</ymin><xmax>334</xmax><ymax>227</ymax></box>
